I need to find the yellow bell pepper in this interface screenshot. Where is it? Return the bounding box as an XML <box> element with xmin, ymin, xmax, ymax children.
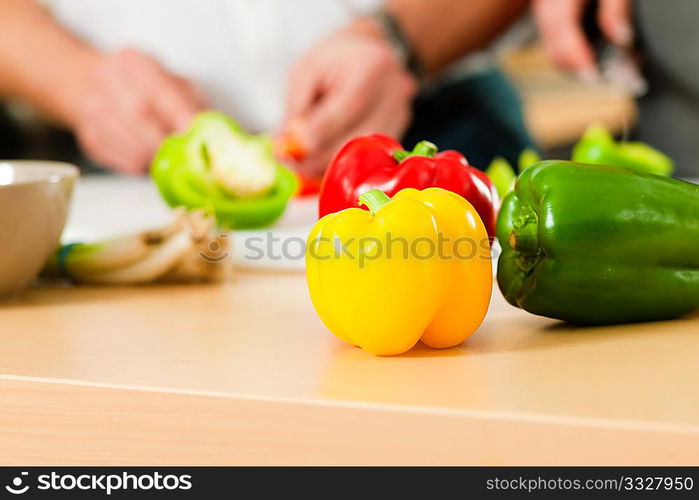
<box><xmin>306</xmin><ymin>187</ymin><xmax>492</xmax><ymax>356</ymax></box>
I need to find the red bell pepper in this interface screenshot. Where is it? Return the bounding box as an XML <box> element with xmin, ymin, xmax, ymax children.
<box><xmin>295</xmin><ymin>171</ymin><xmax>322</xmax><ymax>196</ymax></box>
<box><xmin>274</xmin><ymin>130</ymin><xmax>321</xmax><ymax>196</ymax></box>
<box><xmin>318</xmin><ymin>134</ymin><xmax>499</xmax><ymax>239</ymax></box>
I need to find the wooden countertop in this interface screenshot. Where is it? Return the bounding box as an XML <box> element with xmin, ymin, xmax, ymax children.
<box><xmin>1</xmin><ymin>271</ymin><xmax>698</xmax><ymax>465</ymax></box>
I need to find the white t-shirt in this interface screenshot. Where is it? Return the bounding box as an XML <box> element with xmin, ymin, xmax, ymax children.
<box><xmin>49</xmin><ymin>0</ymin><xmax>380</xmax><ymax>133</ymax></box>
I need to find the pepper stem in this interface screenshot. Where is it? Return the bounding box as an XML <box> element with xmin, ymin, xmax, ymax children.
<box><xmin>358</xmin><ymin>189</ymin><xmax>391</xmax><ymax>215</ymax></box>
<box><xmin>394</xmin><ymin>140</ymin><xmax>438</xmax><ymax>162</ymax></box>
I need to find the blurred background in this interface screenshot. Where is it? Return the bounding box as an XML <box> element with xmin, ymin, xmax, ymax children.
<box><xmin>0</xmin><ymin>0</ymin><xmax>693</xmax><ymax>176</ymax></box>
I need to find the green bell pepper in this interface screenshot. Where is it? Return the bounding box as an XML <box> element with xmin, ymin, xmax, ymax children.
<box><xmin>151</xmin><ymin>111</ymin><xmax>297</xmax><ymax>229</ymax></box>
<box><xmin>485</xmin><ymin>156</ymin><xmax>516</xmax><ymax>200</ymax></box>
<box><xmin>572</xmin><ymin>124</ymin><xmax>674</xmax><ymax>176</ymax></box>
<box><xmin>518</xmin><ymin>148</ymin><xmax>540</xmax><ymax>172</ymax></box>
<box><xmin>497</xmin><ymin>160</ymin><xmax>699</xmax><ymax>324</ymax></box>
<box><xmin>485</xmin><ymin>149</ymin><xmax>540</xmax><ymax>199</ymax></box>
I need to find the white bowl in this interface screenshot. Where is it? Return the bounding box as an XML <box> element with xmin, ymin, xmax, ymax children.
<box><xmin>0</xmin><ymin>161</ymin><xmax>78</xmax><ymax>297</ymax></box>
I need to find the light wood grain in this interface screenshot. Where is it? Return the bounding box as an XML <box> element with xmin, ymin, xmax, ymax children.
<box><xmin>2</xmin><ymin>378</ymin><xmax>698</xmax><ymax>465</ymax></box>
<box><xmin>1</xmin><ymin>272</ymin><xmax>698</xmax><ymax>464</ymax></box>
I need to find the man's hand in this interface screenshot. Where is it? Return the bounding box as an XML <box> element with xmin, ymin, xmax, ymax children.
<box><xmin>75</xmin><ymin>48</ymin><xmax>205</xmax><ymax>174</ymax></box>
<box><xmin>532</xmin><ymin>0</ymin><xmax>632</xmax><ymax>80</ymax></box>
<box><xmin>281</xmin><ymin>19</ymin><xmax>417</xmax><ymax>178</ymax></box>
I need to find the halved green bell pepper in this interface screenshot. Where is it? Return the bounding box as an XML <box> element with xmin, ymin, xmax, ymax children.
<box><xmin>151</xmin><ymin>111</ymin><xmax>297</xmax><ymax>229</ymax></box>
<box><xmin>497</xmin><ymin>160</ymin><xmax>699</xmax><ymax>324</ymax></box>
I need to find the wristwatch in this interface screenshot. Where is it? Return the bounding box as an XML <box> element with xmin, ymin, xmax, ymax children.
<box><xmin>371</xmin><ymin>9</ymin><xmax>424</xmax><ymax>80</ymax></box>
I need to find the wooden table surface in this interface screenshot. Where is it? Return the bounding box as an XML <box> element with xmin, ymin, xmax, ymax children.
<box><xmin>1</xmin><ymin>271</ymin><xmax>698</xmax><ymax>465</ymax></box>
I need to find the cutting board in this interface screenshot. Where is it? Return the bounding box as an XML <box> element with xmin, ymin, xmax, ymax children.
<box><xmin>62</xmin><ymin>175</ymin><xmax>315</xmax><ymax>271</ymax></box>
